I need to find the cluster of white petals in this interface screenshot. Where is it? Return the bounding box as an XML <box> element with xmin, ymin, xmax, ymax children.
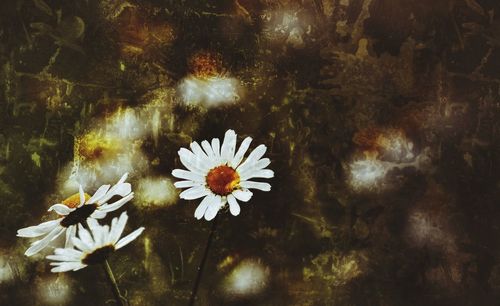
<box><xmin>17</xmin><ymin>173</ymin><xmax>134</xmax><ymax>256</ymax></box>
<box><xmin>47</xmin><ymin>212</ymin><xmax>144</xmax><ymax>273</ymax></box>
<box><xmin>172</xmin><ymin>129</ymin><xmax>274</xmax><ymax>220</ymax></box>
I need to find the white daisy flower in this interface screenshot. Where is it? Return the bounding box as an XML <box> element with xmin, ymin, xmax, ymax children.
<box><xmin>171</xmin><ymin>129</ymin><xmax>274</xmax><ymax>221</ymax></box>
<box><xmin>47</xmin><ymin>211</ymin><xmax>145</xmax><ymax>273</ymax></box>
<box><xmin>17</xmin><ymin>173</ymin><xmax>134</xmax><ymax>257</ymax></box>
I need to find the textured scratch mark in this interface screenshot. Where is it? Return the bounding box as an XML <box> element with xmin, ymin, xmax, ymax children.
<box><xmin>351</xmin><ymin>0</ymin><xmax>373</xmax><ymax>43</ymax></box>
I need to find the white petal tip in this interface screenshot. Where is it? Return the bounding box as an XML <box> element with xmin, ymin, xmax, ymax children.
<box><xmin>204</xmin><ymin>214</ymin><xmax>217</xmax><ymax>221</ymax></box>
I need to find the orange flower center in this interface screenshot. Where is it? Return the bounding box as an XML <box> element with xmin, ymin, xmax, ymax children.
<box><xmin>62</xmin><ymin>192</ymin><xmax>91</xmax><ymax>209</ymax></box>
<box><xmin>206</xmin><ymin>165</ymin><xmax>240</xmax><ymax>196</ymax></box>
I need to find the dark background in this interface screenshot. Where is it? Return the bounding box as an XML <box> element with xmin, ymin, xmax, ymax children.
<box><xmin>1</xmin><ymin>0</ymin><xmax>500</xmax><ymax>305</ymax></box>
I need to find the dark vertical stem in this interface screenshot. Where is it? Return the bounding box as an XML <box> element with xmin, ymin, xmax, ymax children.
<box><xmin>102</xmin><ymin>259</ymin><xmax>129</xmax><ymax>306</ymax></box>
<box><xmin>188</xmin><ymin>217</ymin><xmax>218</xmax><ymax>306</ymax></box>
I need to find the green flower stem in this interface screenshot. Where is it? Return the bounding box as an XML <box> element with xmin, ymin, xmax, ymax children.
<box><xmin>102</xmin><ymin>259</ymin><xmax>129</xmax><ymax>306</ymax></box>
<box><xmin>188</xmin><ymin>216</ymin><xmax>218</xmax><ymax>306</ymax></box>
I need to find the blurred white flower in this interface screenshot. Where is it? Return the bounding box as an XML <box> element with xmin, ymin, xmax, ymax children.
<box><xmin>136</xmin><ymin>176</ymin><xmax>177</xmax><ymax>207</ymax></box>
<box><xmin>221</xmin><ymin>258</ymin><xmax>270</xmax><ymax>299</ymax></box>
<box><xmin>36</xmin><ymin>275</ymin><xmax>72</xmax><ymax>305</ymax></box>
<box><xmin>178</xmin><ymin>76</ymin><xmax>240</xmax><ymax>107</ymax></box>
<box><xmin>47</xmin><ymin>211</ymin><xmax>144</xmax><ymax>273</ymax></box>
<box><xmin>349</xmin><ymin>158</ymin><xmax>388</xmax><ymax>190</ymax></box>
<box><xmin>172</xmin><ymin>130</ymin><xmax>274</xmax><ymax>221</ymax></box>
<box><xmin>17</xmin><ymin>173</ymin><xmax>134</xmax><ymax>256</ymax></box>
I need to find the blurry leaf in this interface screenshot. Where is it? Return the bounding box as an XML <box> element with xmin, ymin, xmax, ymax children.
<box><xmin>66</xmin><ymin>83</ymin><xmax>74</xmax><ymax>96</ymax></box>
<box><xmin>465</xmin><ymin>0</ymin><xmax>485</xmax><ymax>16</ymax></box>
<box><xmin>33</xmin><ymin>0</ymin><xmax>53</xmax><ymax>16</ymax></box>
<box><xmin>31</xmin><ymin>152</ymin><xmax>41</xmax><ymax>167</ymax></box>
<box><xmin>51</xmin><ymin>34</ymin><xmax>85</xmax><ymax>54</ymax></box>
<box><xmin>56</xmin><ymin>9</ymin><xmax>62</xmax><ymax>24</ymax></box>
<box><xmin>39</xmin><ymin>138</ymin><xmax>56</xmax><ymax>147</ymax></box>
<box><xmin>30</xmin><ymin>20</ymin><xmax>85</xmax><ymax>53</ymax></box>
<box><xmin>58</xmin><ymin>16</ymin><xmax>85</xmax><ymax>40</ymax></box>
<box><xmin>29</xmin><ymin>22</ymin><xmax>53</xmax><ymax>34</ymax></box>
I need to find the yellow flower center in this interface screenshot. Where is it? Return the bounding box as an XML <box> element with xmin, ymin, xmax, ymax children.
<box><xmin>206</xmin><ymin>165</ymin><xmax>240</xmax><ymax>196</ymax></box>
<box><xmin>62</xmin><ymin>192</ymin><xmax>91</xmax><ymax>209</ymax></box>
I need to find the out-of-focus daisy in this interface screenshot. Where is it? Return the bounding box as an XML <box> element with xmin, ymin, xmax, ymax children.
<box><xmin>47</xmin><ymin>212</ymin><xmax>144</xmax><ymax>272</ymax></box>
<box><xmin>178</xmin><ymin>51</ymin><xmax>241</xmax><ymax>107</ymax></box>
<box><xmin>17</xmin><ymin>173</ymin><xmax>134</xmax><ymax>256</ymax></box>
<box><xmin>172</xmin><ymin>130</ymin><xmax>274</xmax><ymax>221</ymax></box>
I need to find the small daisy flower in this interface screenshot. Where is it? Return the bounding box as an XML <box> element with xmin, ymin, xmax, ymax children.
<box><xmin>172</xmin><ymin>129</ymin><xmax>274</xmax><ymax>221</ymax></box>
<box><xmin>17</xmin><ymin>173</ymin><xmax>134</xmax><ymax>257</ymax></box>
<box><xmin>47</xmin><ymin>212</ymin><xmax>145</xmax><ymax>272</ymax></box>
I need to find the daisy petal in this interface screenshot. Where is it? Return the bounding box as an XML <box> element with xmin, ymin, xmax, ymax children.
<box><xmin>46</xmin><ymin>254</ymin><xmax>78</xmax><ymax>262</ymax></box>
<box><xmin>231</xmin><ymin>137</ymin><xmax>252</xmax><ymax>168</ymax></box>
<box><xmin>17</xmin><ymin>219</ymin><xmax>61</xmax><ymax>238</ymax></box>
<box><xmin>179</xmin><ymin>148</ymin><xmax>206</xmax><ymax>174</ymax></box>
<box><xmin>91</xmin><ymin>210</ymin><xmax>107</xmax><ymax>219</ymax></box>
<box><xmin>65</xmin><ymin>225</ymin><xmax>75</xmax><ymax>248</ymax></box>
<box><xmin>190</xmin><ymin>142</ymin><xmax>209</xmax><ymax>161</ymax></box>
<box><xmin>49</xmin><ymin>249</ymin><xmax>82</xmax><ymax>261</ymax></box>
<box><xmin>194</xmin><ymin>195</ymin><xmax>212</xmax><ymax>220</ymax></box>
<box><xmin>24</xmin><ymin>226</ymin><xmax>64</xmax><ymax>256</ymax></box>
<box><xmin>86</xmin><ymin>218</ymin><xmax>100</xmax><ymax>231</ymax></box>
<box><xmin>227</xmin><ymin>194</ymin><xmax>240</xmax><ymax>216</ymax></box>
<box><xmin>98</xmin><ymin>193</ymin><xmax>134</xmax><ymax>213</ymax></box>
<box><xmin>201</xmin><ymin>140</ymin><xmax>215</xmax><ymax>158</ymax></box>
<box><xmin>87</xmin><ymin>184</ymin><xmax>111</xmax><ymax>204</ymax></box>
<box><xmin>240</xmin><ymin>169</ymin><xmax>274</xmax><ymax>180</ymax></box>
<box><xmin>239</xmin><ymin>158</ymin><xmax>271</xmax><ymax>175</ymax></box>
<box><xmin>232</xmin><ymin>189</ymin><xmax>253</xmax><ymax>202</ymax></box>
<box><xmin>51</xmin><ymin>226</ymin><xmax>66</xmax><ymax>242</ymax></box>
<box><xmin>211</xmin><ymin>138</ymin><xmax>221</xmax><ymax>158</ymax></box>
<box><xmin>110</xmin><ymin>183</ymin><xmax>132</xmax><ymax>199</ymax></box>
<box><xmin>97</xmin><ymin>175</ymin><xmax>132</xmax><ymax>204</ymax></box>
<box><xmin>48</xmin><ymin>204</ymin><xmax>74</xmax><ymax>216</ymax></box>
<box><xmin>79</xmin><ymin>185</ymin><xmax>85</xmax><ymax>206</ymax></box>
<box><xmin>50</xmin><ymin>265</ymin><xmax>72</xmax><ymax>273</ymax></box>
<box><xmin>204</xmin><ymin>196</ymin><xmax>223</xmax><ymax>221</ymax></box>
<box><xmin>115</xmin><ymin>227</ymin><xmax>145</xmax><ymax>250</ymax></box>
<box><xmin>110</xmin><ymin>212</ymin><xmax>128</xmax><ymax>244</ymax></box>
<box><xmin>179</xmin><ymin>186</ymin><xmax>210</xmax><ymax>200</ymax></box>
<box><xmin>236</xmin><ymin>144</ymin><xmax>267</xmax><ymax>173</ymax></box>
<box><xmin>174</xmin><ymin>180</ymin><xmax>203</xmax><ymax>188</ymax></box>
<box><xmin>54</xmin><ymin>247</ymin><xmax>83</xmax><ymax>258</ymax></box>
<box><xmin>51</xmin><ymin>262</ymin><xmax>86</xmax><ymax>273</ymax></box>
<box><xmin>72</xmin><ymin>264</ymin><xmax>87</xmax><ymax>271</ymax></box>
<box><xmin>171</xmin><ymin>169</ymin><xmax>204</xmax><ymax>182</ymax></box>
<box><xmin>239</xmin><ymin>181</ymin><xmax>271</xmax><ymax>192</ymax></box>
<box><xmin>101</xmin><ymin>225</ymin><xmax>111</xmax><ymax>244</ymax></box>
<box><xmin>221</xmin><ymin>129</ymin><xmax>237</xmax><ymax>163</ymax></box>
<box><xmin>77</xmin><ymin>224</ymin><xmax>94</xmax><ymax>246</ymax></box>
<box><xmin>72</xmin><ymin>236</ymin><xmax>92</xmax><ymax>253</ymax></box>
<box><xmin>117</xmin><ymin>173</ymin><xmax>129</xmax><ymax>184</ymax></box>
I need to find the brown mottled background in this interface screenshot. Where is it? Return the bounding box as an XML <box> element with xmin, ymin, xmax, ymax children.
<box><xmin>1</xmin><ymin>0</ymin><xmax>500</xmax><ymax>305</ymax></box>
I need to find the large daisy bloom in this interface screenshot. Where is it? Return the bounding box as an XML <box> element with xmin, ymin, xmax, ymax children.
<box><xmin>17</xmin><ymin>173</ymin><xmax>134</xmax><ymax>257</ymax></box>
<box><xmin>172</xmin><ymin>129</ymin><xmax>274</xmax><ymax>221</ymax></box>
<box><xmin>47</xmin><ymin>212</ymin><xmax>145</xmax><ymax>272</ymax></box>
